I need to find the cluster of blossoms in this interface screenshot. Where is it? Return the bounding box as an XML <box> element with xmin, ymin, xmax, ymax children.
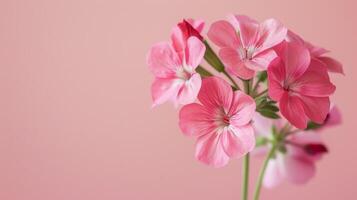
<box><xmin>147</xmin><ymin>14</ymin><xmax>342</xmax><ymax>199</ymax></box>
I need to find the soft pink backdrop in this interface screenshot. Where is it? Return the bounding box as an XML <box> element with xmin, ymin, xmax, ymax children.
<box><xmin>0</xmin><ymin>0</ymin><xmax>355</xmax><ymax>199</ymax></box>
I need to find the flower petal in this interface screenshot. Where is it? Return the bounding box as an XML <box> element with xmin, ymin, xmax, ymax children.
<box><xmin>318</xmin><ymin>56</ymin><xmax>344</xmax><ymax>74</ymax></box>
<box><xmin>219</xmin><ymin>47</ymin><xmax>241</xmax><ymax>67</ymax></box>
<box><xmin>221</xmin><ymin>125</ymin><xmax>255</xmax><ymax>157</ymax></box>
<box><xmin>207</xmin><ymin>20</ymin><xmax>241</xmax><ymax>49</ymax></box>
<box><xmin>177</xmin><ymin>73</ymin><xmax>202</xmax><ymax>105</ymax></box>
<box><xmin>179</xmin><ymin>103</ymin><xmax>215</xmax><ymax>137</ymax></box>
<box><xmin>151</xmin><ymin>78</ymin><xmax>182</xmax><ymax>106</ymax></box>
<box><xmin>198</xmin><ymin>77</ymin><xmax>233</xmax><ymax>112</ymax></box>
<box><xmin>147</xmin><ymin>42</ymin><xmax>181</xmax><ymax>78</ymax></box>
<box><xmin>246</xmin><ymin>49</ymin><xmax>277</xmax><ymax>71</ymax></box>
<box><xmin>263</xmin><ymin>156</ymin><xmax>284</xmax><ymax>188</ymax></box>
<box><xmin>185</xmin><ymin>37</ymin><xmax>206</xmax><ymax>69</ymax></box>
<box><xmin>229</xmin><ymin>91</ymin><xmax>256</xmax><ymax>126</ymax></box>
<box><xmin>279</xmin><ymin>92</ymin><xmax>307</xmax><ymax>129</ymax></box>
<box><xmin>300</xmin><ymin>95</ymin><xmax>330</xmax><ymax>124</ymax></box>
<box><xmin>254</xmin><ymin>18</ymin><xmax>287</xmax><ymax>55</ymax></box>
<box><xmin>225</xmin><ymin>60</ymin><xmax>255</xmax><ymax>80</ymax></box>
<box><xmin>229</xmin><ymin>15</ymin><xmax>259</xmax><ymax>47</ymax></box>
<box><xmin>195</xmin><ymin>133</ymin><xmax>230</xmax><ymax>167</ymax></box>
<box><xmin>283</xmin><ymin>155</ymin><xmax>316</xmax><ymax>184</ymax></box>
<box><xmin>267</xmin><ymin>58</ymin><xmax>286</xmax><ymax>101</ymax></box>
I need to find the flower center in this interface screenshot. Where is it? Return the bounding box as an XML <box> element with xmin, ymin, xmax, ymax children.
<box><xmin>215</xmin><ymin>108</ymin><xmax>231</xmax><ymax>128</ymax></box>
<box><xmin>238</xmin><ymin>46</ymin><xmax>255</xmax><ymax>60</ymax></box>
<box><xmin>176</xmin><ymin>66</ymin><xmax>192</xmax><ymax>81</ymax></box>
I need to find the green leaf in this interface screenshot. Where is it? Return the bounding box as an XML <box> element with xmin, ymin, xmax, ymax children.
<box><xmin>258</xmin><ymin>109</ymin><xmax>280</xmax><ymax>119</ymax></box>
<box><xmin>305</xmin><ymin>121</ymin><xmax>322</xmax><ymax>130</ymax></box>
<box><xmin>257</xmin><ymin>71</ymin><xmax>268</xmax><ymax>82</ymax></box>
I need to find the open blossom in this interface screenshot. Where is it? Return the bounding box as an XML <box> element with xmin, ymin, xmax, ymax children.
<box><xmin>267</xmin><ymin>41</ymin><xmax>336</xmax><ymax>129</ymax></box>
<box><xmin>253</xmin><ymin>108</ymin><xmax>341</xmax><ymax>187</ymax></box>
<box><xmin>208</xmin><ymin>15</ymin><xmax>287</xmax><ymax>79</ymax></box>
<box><xmin>179</xmin><ymin>77</ymin><xmax>256</xmax><ymax>167</ymax></box>
<box><xmin>287</xmin><ymin>31</ymin><xmax>344</xmax><ymax>74</ymax></box>
<box><xmin>147</xmin><ymin>35</ymin><xmax>205</xmax><ymax>106</ymax></box>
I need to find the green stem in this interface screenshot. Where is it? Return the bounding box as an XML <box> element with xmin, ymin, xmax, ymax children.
<box><xmin>223</xmin><ymin>71</ymin><xmax>240</xmax><ymax>90</ymax></box>
<box><xmin>253</xmin><ymin>144</ymin><xmax>277</xmax><ymax>200</ymax></box>
<box><xmin>196</xmin><ymin>65</ymin><xmax>213</xmax><ymax>77</ymax></box>
<box><xmin>243</xmin><ymin>79</ymin><xmax>252</xmax><ymax>95</ymax></box>
<box><xmin>242</xmin><ymin>153</ymin><xmax>250</xmax><ymax>200</ymax></box>
<box><xmin>254</xmin><ymin>89</ymin><xmax>268</xmax><ymax>99</ymax></box>
<box><xmin>203</xmin><ymin>40</ymin><xmax>225</xmax><ymax>72</ymax></box>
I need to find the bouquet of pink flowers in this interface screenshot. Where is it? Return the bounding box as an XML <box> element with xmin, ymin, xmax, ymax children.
<box><xmin>147</xmin><ymin>14</ymin><xmax>343</xmax><ymax>200</ymax></box>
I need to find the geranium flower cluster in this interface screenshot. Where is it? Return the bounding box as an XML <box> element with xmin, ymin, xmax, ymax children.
<box><xmin>147</xmin><ymin>14</ymin><xmax>342</xmax><ymax>199</ymax></box>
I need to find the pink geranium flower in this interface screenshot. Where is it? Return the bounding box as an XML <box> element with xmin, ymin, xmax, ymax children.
<box><xmin>287</xmin><ymin>31</ymin><xmax>344</xmax><ymax>74</ymax></box>
<box><xmin>179</xmin><ymin>77</ymin><xmax>256</xmax><ymax>167</ymax></box>
<box><xmin>267</xmin><ymin>41</ymin><xmax>336</xmax><ymax>129</ymax></box>
<box><xmin>207</xmin><ymin>15</ymin><xmax>287</xmax><ymax>79</ymax></box>
<box><xmin>147</xmin><ymin>36</ymin><xmax>205</xmax><ymax>106</ymax></box>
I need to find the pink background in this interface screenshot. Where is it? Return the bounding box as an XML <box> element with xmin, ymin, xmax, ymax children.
<box><xmin>0</xmin><ymin>0</ymin><xmax>356</xmax><ymax>199</ymax></box>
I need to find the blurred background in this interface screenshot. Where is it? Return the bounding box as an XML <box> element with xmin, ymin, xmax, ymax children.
<box><xmin>0</xmin><ymin>0</ymin><xmax>356</xmax><ymax>199</ymax></box>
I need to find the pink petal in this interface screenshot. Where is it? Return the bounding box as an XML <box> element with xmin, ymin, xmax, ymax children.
<box><xmin>179</xmin><ymin>103</ymin><xmax>215</xmax><ymax>137</ymax></box>
<box><xmin>147</xmin><ymin>42</ymin><xmax>181</xmax><ymax>78</ymax></box>
<box><xmin>195</xmin><ymin>132</ymin><xmax>230</xmax><ymax>167</ymax></box>
<box><xmin>177</xmin><ymin>73</ymin><xmax>202</xmax><ymax>105</ymax></box>
<box><xmin>229</xmin><ymin>91</ymin><xmax>256</xmax><ymax>126</ymax></box>
<box><xmin>281</xmin><ymin>41</ymin><xmax>311</xmax><ymax>82</ymax></box>
<box><xmin>293</xmin><ymin>59</ymin><xmax>336</xmax><ymax>97</ymax></box>
<box><xmin>229</xmin><ymin>15</ymin><xmax>259</xmax><ymax>47</ymax></box>
<box><xmin>186</xmin><ymin>18</ymin><xmax>205</xmax><ymax>33</ymax></box>
<box><xmin>171</xmin><ymin>26</ymin><xmax>186</xmax><ymax>58</ymax></box>
<box><xmin>300</xmin><ymin>95</ymin><xmax>330</xmax><ymax>124</ymax></box>
<box><xmin>305</xmin><ymin>42</ymin><xmax>329</xmax><ymax>57</ymax></box>
<box><xmin>283</xmin><ymin>155</ymin><xmax>316</xmax><ymax>184</ymax></box>
<box><xmin>246</xmin><ymin>49</ymin><xmax>277</xmax><ymax>71</ymax></box>
<box><xmin>185</xmin><ymin>37</ymin><xmax>206</xmax><ymax>69</ymax></box>
<box><xmin>252</xmin><ymin>112</ymin><xmax>274</xmax><ymax>136</ymax></box>
<box><xmin>207</xmin><ymin>20</ymin><xmax>241</xmax><ymax>49</ymax></box>
<box><xmin>318</xmin><ymin>56</ymin><xmax>344</xmax><ymax>74</ymax></box>
<box><xmin>219</xmin><ymin>47</ymin><xmax>241</xmax><ymax>67</ymax></box>
<box><xmin>221</xmin><ymin>125</ymin><xmax>255</xmax><ymax>157</ymax></box>
<box><xmin>279</xmin><ymin>92</ymin><xmax>307</xmax><ymax>129</ymax></box>
<box><xmin>151</xmin><ymin>78</ymin><xmax>182</xmax><ymax>106</ymax></box>
<box><xmin>197</xmin><ymin>77</ymin><xmax>233</xmax><ymax>112</ymax></box>
<box><xmin>254</xmin><ymin>18</ymin><xmax>287</xmax><ymax>55</ymax></box>
<box><xmin>267</xmin><ymin>58</ymin><xmax>286</xmax><ymax>101</ymax></box>
<box><xmin>324</xmin><ymin>105</ymin><xmax>342</xmax><ymax>127</ymax></box>
<box><xmin>263</xmin><ymin>156</ymin><xmax>284</xmax><ymax>188</ymax></box>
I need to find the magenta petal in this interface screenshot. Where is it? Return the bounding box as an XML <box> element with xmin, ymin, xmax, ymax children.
<box><xmin>247</xmin><ymin>49</ymin><xmax>277</xmax><ymax>71</ymax></box>
<box><xmin>147</xmin><ymin>42</ymin><xmax>181</xmax><ymax>78</ymax></box>
<box><xmin>177</xmin><ymin>73</ymin><xmax>202</xmax><ymax>105</ymax></box>
<box><xmin>207</xmin><ymin>20</ymin><xmax>241</xmax><ymax>48</ymax></box>
<box><xmin>318</xmin><ymin>56</ymin><xmax>344</xmax><ymax>74</ymax></box>
<box><xmin>198</xmin><ymin>77</ymin><xmax>233</xmax><ymax>112</ymax></box>
<box><xmin>185</xmin><ymin>37</ymin><xmax>206</xmax><ymax>69</ymax></box>
<box><xmin>294</xmin><ymin>60</ymin><xmax>336</xmax><ymax>97</ymax></box>
<box><xmin>283</xmin><ymin>155</ymin><xmax>316</xmax><ymax>184</ymax></box>
<box><xmin>151</xmin><ymin>78</ymin><xmax>182</xmax><ymax>106</ymax></box>
<box><xmin>221</xmin><ymin>125</ymin><xmax>255</xmax><ymax>158</ymax></box>
<box><xmin>267</xmin><ymin>59</ymin><xmax>286</xmax><ymax>101</ymax></box>
<box><xmin>279</xmin><ymin>93</ymin><xmax>307</xmax><ymax>129</ymax></box>
<box><xmin>255</xmin><ymin>18</ymin><xmax>287</xmax><ymax>54</ymax></box>
<box><xmin>179</xmin><ymin>103</ymin><xmax>215</xmax><ymax>137</ymax></box>
<box><xmin>195</xmin><ymin>133</ymin><xmax>230</xmax><ymax>167</ymax></box>
<box><xmin>229</xmin><ymin>91</ymin><xmax>256</xmax><ymax>126</ymax></box>
<box><xmin>300</xmin><ymin>95</ymin><xmax>330</xmax><ymax>124</ymax></box>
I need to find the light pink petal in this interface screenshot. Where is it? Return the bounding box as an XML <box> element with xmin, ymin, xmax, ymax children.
<box><xmin>324</xmin><ymin>105</ymin><xmax>342</xmax><ymax>127</ymax></box>
<box><xmin>179</xmin><ymin>103</ymin><xmax>215</xmax><ymax>137</ymax></box>
<box><xmin>229</xmin><ymin>91</ymin><xmax>256</xmax><ymax>126</ymax></box>
<box><xmin>253</xmin><ymin>112</ymin><xmax>274</xmax><ymax>136</ymax></box>
<box><xmin>279</xmin><ymin>93</ymin><xmax>307</xmax><ymax>129</ymax></box>
<box><xmin>283</xmin><ymin>155</ymin><xmax>316</xmax><ymax>184</ymax></box>
<box><xmin>299</xmin><ymin>95</ymin><xmax>330</xmax><ymax>124</ymax></box>
<box><xmin>221</xmin><ymin>125</ymin><xmax>255</xmax><ymax>158</ymax></box>
<box><xmin>318</xmin><ymin>56</ymin><xmax>344</xmax><ymax>74</ymax></box>
<box><xmin>185</xmin><ymin>37</ymin><xmax>206</xmax><ymax>69</ymax></box>
<box><xmin>226</xmin><ymin>60</ymin><xmax>255</xmax><ymax>80</ymax></box>
<box><xmin>285</xmin><ymin>30</ymin><xmax>305</xmax><ymax>44</ymax></box>
<box><xmin>147</xmin><ymin>42</ymin><xmax>181</xmax><ymax>78</ymax></box>
<box><xmin>254</xmin><ymin>18</ymin><xmax>287</xmax><ymax>55</ymax></box>
<box><xmin>171</xmin><ymin>26</ymin><xmax>186</xmax><ymax>58</ymax></box>
<box><xmin>229</xmin><ymin>15</ymin><xmax>259</xmax><ymax>47</ymax></box>
<box><xmin>263</xmin><ymin>156</ymin><xmax>284</xmax><ymax>188</ymax></box>
<box><xmin>267</xmin><ymin>59</ymin><xmax>286</xmax><ymax>101</ymax></box>
<box><xmin>281</xmin><ymin>42</ymin><xmax>311</xmax><ymax>82</ymax></box>
<box><xmin>294</xmin><ymin>59</ymin><xmax>336</xmax><ymax>97</ymax></box>
<box><xmin>177</xmin><ymin>73</ymin><xmax>202</xmax><ymax>105</ymax></box>
<box><xmin>246</xmin><ymin>49</ymin><xmax>277</xmax><ymax>71</ymax></box>
<box><xmin>195</xmin><ymin>132</ymin><xmax>230</xmax><ymax>167</ymax></box>
<box><xmin>198</xmin><ymin>77</ymin><xmax>233</xmax><ymax>112</ymax></box>
<box><xmin>151</xmin><ymin>78</ymin><xmax>182</xmax><ymax>106</ymax></box>
<box><xmin>219</xmin><ymin>47</ymin><xmax>242</xmax><ymax>67</ymax></box>
<box><xmin>207</xmin><ymin>20</ymin><xmax>241</xmax><ymax>49</ymax></box>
